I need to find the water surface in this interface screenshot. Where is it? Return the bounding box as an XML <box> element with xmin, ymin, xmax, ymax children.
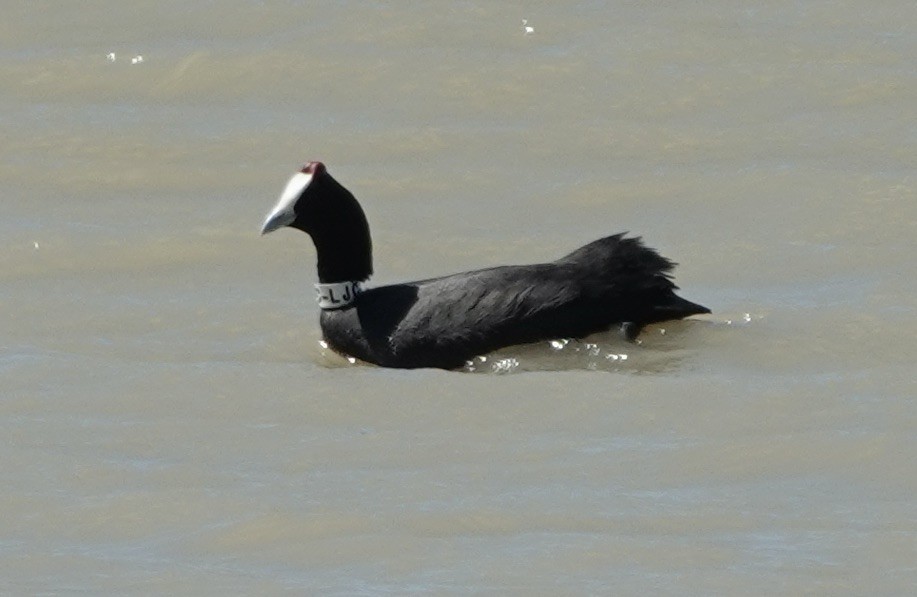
<box><xmin>2</xmin><ymin>1</ymin><xmax>916</xmax><ymax>594</ymax></box>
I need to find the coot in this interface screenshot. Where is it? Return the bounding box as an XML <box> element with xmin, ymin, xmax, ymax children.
<box><xmin>261</xmin><ymin>162</ymin><xmax>709</xmax><ymax>369</ymax></box>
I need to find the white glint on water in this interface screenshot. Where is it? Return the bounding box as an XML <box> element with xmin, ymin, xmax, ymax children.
<box><xmin>492</xmin><ymin>357</ymin><xmax>519</xmax><ymax>373</ymax></box>
<box><xmin>723</xmin><ymin>312</ymin><xmax>760</xmax><ymax>327</ymax></box>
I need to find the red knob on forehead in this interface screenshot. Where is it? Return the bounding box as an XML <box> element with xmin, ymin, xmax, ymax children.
<box><xmin>301</xmin><ymin>161</ymin><xmax>326</xmax><ymax>175</ymax></box>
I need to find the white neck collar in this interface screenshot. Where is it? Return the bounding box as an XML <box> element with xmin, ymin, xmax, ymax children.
<box><xmin>315</xmin><ymin>281</ymin><xmax>362</xmax><ymax>310</ymax></box>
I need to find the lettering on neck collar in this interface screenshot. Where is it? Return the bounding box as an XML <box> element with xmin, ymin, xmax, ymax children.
<box><xmin>315</xmin><ymin>281</ymin><xmax>362</xmax><ymax>310</ymax></box>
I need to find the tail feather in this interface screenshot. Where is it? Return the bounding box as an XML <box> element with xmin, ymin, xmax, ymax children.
<box><xmin>558</xmin><ymin>233</ymin><xmax>676</xmax><ymax>280</ymax></box>
<box><xmin>654</xmin><ymin>293</ymin><xmax>711</xmax><ymax>318</ymax></box>
<box><xmin>558</xmin><ymin>234</ymin><xmax>710</xmax><ymax>342</ymax></box>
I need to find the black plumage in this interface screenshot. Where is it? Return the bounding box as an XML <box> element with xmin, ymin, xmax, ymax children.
<box><xmin>261</xmin><ymin>162</ymin><xmax>710</xmax><ymax>370</ymax></box>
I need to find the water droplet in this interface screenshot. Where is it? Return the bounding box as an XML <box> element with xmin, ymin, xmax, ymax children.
<box><xmin>492</xmin><ymin>357</ymin><xmax>519</xmax><ymax>373</ymax></box>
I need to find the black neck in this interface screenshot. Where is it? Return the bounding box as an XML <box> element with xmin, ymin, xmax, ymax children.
<box><xmin>297</xmin><ymin>174</ymin><xmax>374</xmax><ymax>284</ymax></box>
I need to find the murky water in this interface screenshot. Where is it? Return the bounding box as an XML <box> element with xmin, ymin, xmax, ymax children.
<box><xmin>3</xmin><ymin>1</ymin><xmax>916</xmax><ymax>594</ymax></box>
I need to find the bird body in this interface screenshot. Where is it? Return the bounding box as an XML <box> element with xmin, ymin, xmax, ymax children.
<box><xmin>261</xmin><ymin>162</ymin><xmax>709</xmax><ymax>369</ymax></box>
